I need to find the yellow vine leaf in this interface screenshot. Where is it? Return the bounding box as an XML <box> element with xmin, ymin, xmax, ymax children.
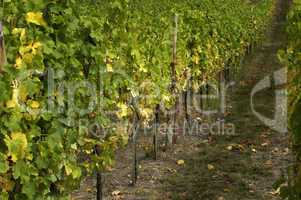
<box><xmin>162</xmin><ymin>94</ymin><xmax>171</xmax><ymax>103</ymax></box>
<box><xmin>12</xmin><ymin>88</ymin><xmax>19</xmax><ymax>105</ymax></box>
<box><xmin>15</xmin><ymin>56</ymin><xmax>23</xmax><ymax>69</ymax></box>
<box><xmin>5</xmin><ymin>132</ymin><xmax>28</xmax><ymax>162</ymax></box>
<box><xmin>16</xmin><ymin>41</ymin><xmax>42</xmax><ymax>67</ymax></box>
<box><xmin>106</xmin><ymin>63</ymin><xmax>113</xmax><ymax>72</ymax></box>
<box><xmin>192</xmin><ymin>54</ymin><xmax>200</xmax><ymax>65</ymax></box>
<box><xmin>11</xmin><ymin>132</ymin><xmax>28</xmax><ymax>148</ymax></box>
<box><xmin>32</xmin><ymin>41</ymin><xmax>42</xmax><ymax>49</ymax></box>
<box><xmin>64</xmin><ymin>163</ymin><xmax>72</xmax><ymax>176</ymax></box>
<box><xmin>12</xmin><ymin>28</ymin><xmax>26</xmax><ymax>42</ymax></box>
<box><xmin>64</xmin><ymin>162</ymin><xmax>82</xmax><ymax>179</ymax></box>
<box><xmin>31</xmin><ymin>41</ymin><xmax>42</xmax><ymax>55</ymax></box>
<box><xmin>6</xmin><ymin>87</ymin><xmax>20</xmax><ymax>109</ymax></box>
<box><xmin>117</xmin><ymin>103</ymin><xmax>128</xmax><ymax>118</ymax></box>
<box><xmin>26</xmin><ymin>12</ymin><xmax>47</xmax><ymax>27</ymax></box>
<box><xmin>140</xmin><ymin>108</ymin><xmax>153</xmax><ymax>119</ymax></box>
<box><xmin>6</xmin><ymin>100</ymin><xmax>16</xmax><ymax>108</ymax></box>
<box><xmin>30</xmin><ymin>100</ymin><xmax>40</xmax><ymax>109</ymax></box>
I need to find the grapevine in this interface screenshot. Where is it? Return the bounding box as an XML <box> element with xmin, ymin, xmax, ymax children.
<box><xmin>0</xmin><ymin>0</ymin><xmax>275</xmax><ymax>199</ymax></box>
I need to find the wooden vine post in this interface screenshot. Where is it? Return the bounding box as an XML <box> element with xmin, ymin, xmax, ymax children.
<box><xmin>95</xmin><ymin>146</ymin><xmax>103</xmax><ymax>200</ymax></box>
<box><xmin>130</xmin><ymin>97</ymin><xmax>141</xmax><ymax>186</ymax></box>
<box><xmin>132</xmin><ymin>111</ymin><xmax>138</xmax><ymax>186</ymax></box>
<box><xmin>153</xmin><ymin>104</ymin><xmax>160</xmax><ymax>160</ymax></box>
<box><xmin>168</xmin><ymin>14</ymin><xmax>178</xmax><ymax>145</ymax></box>
<box><xmin>183</xmin><ymin>89</ymin><xmax>188</xmax><ymax>128</ymax></box>
<box><xmin>171</xmin><ymin>14</ymin><xmax>178</xmax><ymax>92</ymax></box>
<box><xmin>219</xmin><ymin>69</ymin><xmax>225</xmax><ymax>120</ymax></box>
<box><xmin>199</xmin><ymin>69</ymin><xmax>204</xmax><ymax>112</ymax></box>
<box><xmin>184</xmin><ymin>69</ymin><xmax>192</xmax><ymax>129</ymax></box>
<box><xmin>96</xmin><ymin>173</ymin><xmax>103</xmax><ymax>200</ymax></box>
<box><xmin>83</xmin><ymin>60</ymin><xmax>103</xmax><ymax>200</ymax></box>
<box><xmin>95</xmin><ymin>60</ymin><xmax>103</xmax><ymax>200</ymax></box>
<box><xmin>0</xmin><ymin>22</ymin><xmax>7</xmax><ymax>73</ymax></box>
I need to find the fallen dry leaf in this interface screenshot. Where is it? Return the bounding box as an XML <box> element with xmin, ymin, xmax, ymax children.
<box><xmin>224</xmin><ymin>188</ymin><xmax>230</xmax><ymax>192</ymax></box>
<box><xmin>167</xmin><ymin>167</ymin><xmax>177</xmax><ymax>173</ymax></box>
<box><xmin>261</xmin><ymin>142</ymin><xmax>269</xmax><ymax>147</ymax></box>
<box><xmin>177</xmin><ymin>160</ymin><xmax>185</xmax><ymax>165</ymax></box>
<box><xmin>269</xmin><ymin>187</ymin><xmax>281</xmax><ymax>195</ymax></box>
<box><xmin>207</xmin><ymin>164</ymin><xmax>215</xmax><ymax>171</ymax></box>
<box><xmin>226</xmin><ymin>145</ymin><xmax>233</xmax><ymax>151</ymax></box>
<box><xmin>237</xmin><ymin>144</ymin><xmax>245</xmax><ymax>151</ymax></box>
<box><xmin>272</xmin><ymin>147</ymin><xmax>279</xmax><ymax>154</ymax></box>
<box><xmin>112</xmin><ymin>190</ymin><xmax>121</xmax><ymax>196</ymax></box>
<box><xmin>226</xmin><ymin>144</ymin><xmax>245</xmax><ymax>152</ymax></box>
<box><xmin>106</xmin><ymin>166</ymin><xmax>113</xmax><ymax>172</ymax></box>
<box><xmin>283</xmin><ymin>148</ymin><xmax>290</xmax><ymax>155</ymax></box>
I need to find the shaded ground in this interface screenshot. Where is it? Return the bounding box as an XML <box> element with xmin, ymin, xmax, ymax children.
<box><xmin>72</xmin><ymin>0</ymin><xmax>291</xmax><ymax>199</ymax></box>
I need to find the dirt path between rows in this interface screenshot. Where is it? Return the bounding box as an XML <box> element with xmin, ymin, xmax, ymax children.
<box><xmin>72</xmin><ymin>0</ymin><xmax>291</xmax><ymax>199</ymax></box>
